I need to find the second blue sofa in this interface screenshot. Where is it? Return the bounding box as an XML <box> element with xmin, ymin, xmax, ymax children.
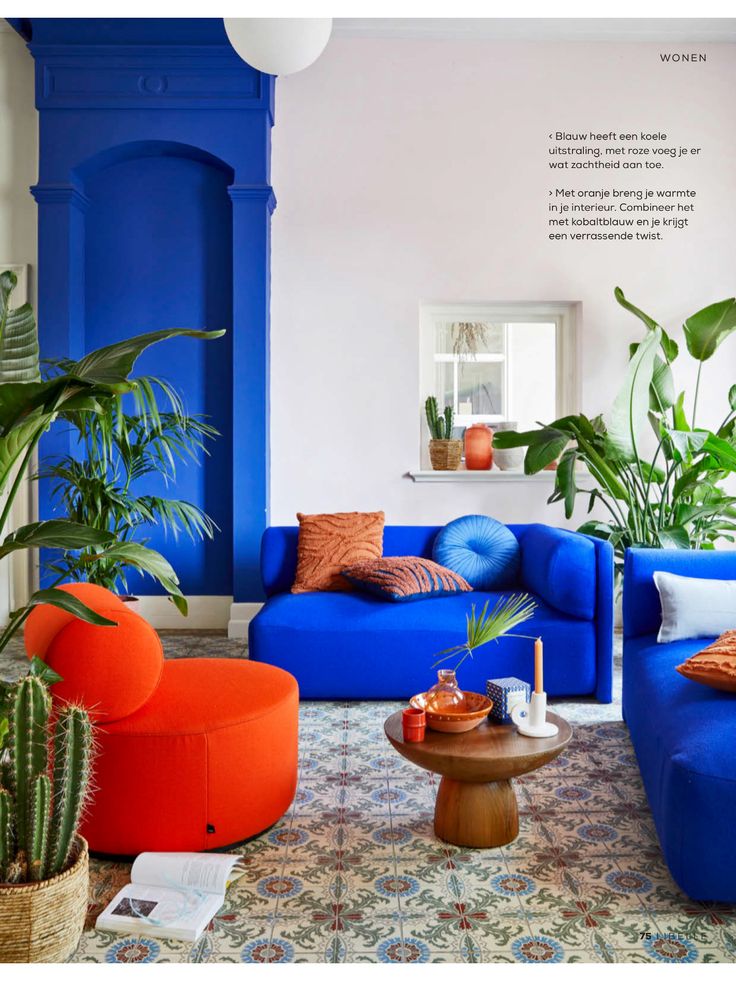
<box><xmin>249</xmin><ymin>523</ymin><xmax>613</xmax><ymax>701</ymax></box>
<box><xmin>623</xmin><ymin>548</ymin><xmax>736</xmax><ymax>901</ymax></box>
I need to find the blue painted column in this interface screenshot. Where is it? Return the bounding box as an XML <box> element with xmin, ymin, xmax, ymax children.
<box><xmin>229</xmin><ymin>185</ymin><xmax>277</xmax><ymax>601</ymax></box>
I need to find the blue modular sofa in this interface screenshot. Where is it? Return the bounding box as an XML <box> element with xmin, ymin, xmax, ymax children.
<box><xmin>623</xmin><ymin>548</ymin><xmax>736</xmax><ymax>901</ymax></box>
<box><xmin>249</xmin><ymin>523</ymin><xmax>614</xmax><ymax>701</ymax></box>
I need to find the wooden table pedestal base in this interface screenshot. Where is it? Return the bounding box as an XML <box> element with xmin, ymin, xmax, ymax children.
<box><xmin>434</xmin><ymin>776</ymin><xmax>519</xmax><ymax>848</ymax></box>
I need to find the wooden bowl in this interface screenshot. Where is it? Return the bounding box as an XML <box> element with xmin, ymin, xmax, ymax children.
<box><xmin>409</xmin><ymin>691</ymin><xmax>493</xmax><ymax>733</ymax></box>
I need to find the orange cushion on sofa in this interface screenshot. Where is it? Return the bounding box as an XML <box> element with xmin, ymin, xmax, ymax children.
<box><xmin>676</xmin><ymin>630</ymin><xmax>736</xmax><ymax>693</ymax></box>
<box><xmin>291</xmin><ymin>511</ymin><xmax>385</xmax><ymax>593</ymax></box>
<box><xmin>24</xmin><ymin>582</ymin><xmax>127</xmax><ymax>660</ymax></box>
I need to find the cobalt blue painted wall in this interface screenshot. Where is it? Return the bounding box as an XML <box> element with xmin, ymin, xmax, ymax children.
<box><xmin>24</xmin><ymin>18</ymin><xmax>275</xmax><ymax>602</ymax></box>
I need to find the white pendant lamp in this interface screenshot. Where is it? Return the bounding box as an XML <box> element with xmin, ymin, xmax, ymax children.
<box><xmin>224</xmin><ymin>18</ymin><xmax>332</xmax><ymax>76</ymax></box>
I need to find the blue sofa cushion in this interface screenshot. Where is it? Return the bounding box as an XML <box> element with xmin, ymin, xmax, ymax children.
<box><xmin>521</xmin><ymin>524</ymin><xmax>596</xmax><ymax>620</ymax></box>
<box><xmin>341</xmin><ymin>556</ymin><xmax>471</xmax><ymax>602</ymax></box>
<box><xmin>432</xmin><ymin>515</ymin><xmax>520</xmax><ymax>589</ymax></box>
<box><xmin>249</xmin><ymin>590</ymin><xmax>596</xmax><ymax>699</ymax></box>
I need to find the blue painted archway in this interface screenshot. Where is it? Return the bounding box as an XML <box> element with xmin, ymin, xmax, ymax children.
<box><xmin>22</xmin><ymin>18</ymin><xmax>275</xmax><ymax>606</ymax></box>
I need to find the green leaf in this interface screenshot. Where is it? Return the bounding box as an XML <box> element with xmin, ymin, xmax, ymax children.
<box><xmin>0</xmin><ymin>269</ymin><xmax>40</xmax><ymax>383</ymax></box>
<box><xmin>606</xmin><ymin>327</ymin><xmax>660</xmax><ymax>461</ymax></box>
<box><xmin>70</xmin><ymin>328</ymin><xmax>225</xmax><ymax>388</ymax></box>
<box><xmin>703</xmin><ymin>433</ymin><xmax>736</xmax><ymax>470</ymax></box>
<box><xmin>650</xmin><ymin>356</ymin><xmax>675</xmax><ymax>412</ymax></box>
<box><xmin>729</xmin><ymin>385</ymin><xmax>736</xmax><ymax>412</ymax></box>
<box><xmin>555</xmin><ymin>448</ymin><xmax>578</xmax><ymax>519</ymax></box>
<box><xmin>28</xmin><ymin>656</ymin><xmax>63</xmax><ymax>687</ymax></box>
<box><xmin>524</xmin><ymin>428</ymin><xmax>569</xmax><ymax>473</ymax></box>
<box><xmin>614</xmin><ymin>286</ymin><xmax>679</xmax><ymax>361</ymax></box>
<box><xmin>79</xmin><ymin>541</ymin><xmax>188</xmax><ymax>615</ymax></box>
<box><xmin>614</xmin><ymin>286</ymin><xmax>658</xmax><ymax>330</ymax></box>
<box><xmin>0</xmin><ymin>520</ymin><xmax>115</xmax><ymax>560</ymax></box>
<box><xmin>683</xmin><ymin>297</ymin><xmax>736</xmax><ymax>361</ymax></box>
<box><xmin>491</xmin><ymin>429</ymin><xmax>541</xmax><ymax>449</ymax></box>
<box><xmin>657</xmin><ymin>526</ymin><xmax>691</xmax><ymax>549</ymax></box>
<box><xmin>672</xmin><ymin>391</ymin><xmax>690</xmax><ymax>432</ymax></box>
<box><xmin>27</xmin><ymin>589</ymin><xmax>118</xmax><ymax>627</ymax></box>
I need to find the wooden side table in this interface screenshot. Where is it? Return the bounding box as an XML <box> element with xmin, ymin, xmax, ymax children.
<box><xmin>384</xmin><ymin>711</ymin><xmax>572</xmax><ymax>848</ymax></box>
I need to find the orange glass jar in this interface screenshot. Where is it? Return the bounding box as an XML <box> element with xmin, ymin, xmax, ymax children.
<box><xmin>464</xmin><ymin>424</ymin><xmax>493</xmax><ymax>470</ymax></box>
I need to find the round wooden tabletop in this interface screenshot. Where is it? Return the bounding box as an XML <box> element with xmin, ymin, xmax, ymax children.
<box><xmin>384</xmin><ymin>711</ymin><xmax>572</xmax><ymax>784</ymax></box>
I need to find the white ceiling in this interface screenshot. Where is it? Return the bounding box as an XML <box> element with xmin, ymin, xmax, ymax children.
<box><xmin>332</xmin><ymin>18</ymin><xmax>736</xmax><ymax>43</ymax></box>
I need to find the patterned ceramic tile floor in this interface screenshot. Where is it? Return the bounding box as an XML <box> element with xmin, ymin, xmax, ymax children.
<box><xmin>2</xmin><ymin>633</ymin><xmax>735</xmax><ymax>964</ymax></box>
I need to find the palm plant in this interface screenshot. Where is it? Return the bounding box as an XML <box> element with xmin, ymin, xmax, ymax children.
<box><xmin>493</xmin><ymin>288</ymin><xmax>736</xmax><ymax>580</ymax></box>
<box><xmin>433</xmin><ymin>594</ymin><xmax>538</xmax><ymax>673</ymax></box>
<box><xmin>0</xmin><ymin>268</ymin><xmax>223</xmax><ymax>661</ymax></box>
<box><xmin>42</xmin><ymin>376</ymin><xmax>219</xmax><ymax>594</ymax></box>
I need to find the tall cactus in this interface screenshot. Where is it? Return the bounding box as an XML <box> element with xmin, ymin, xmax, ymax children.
<box><xmin>425</xmin><ymin>395</ymin><xmax>440</xmax><ymax>439</ymax></box>
<box><xmin>49</xmin><ymin>706</ymin><xmax>93</xmax><ymax>877</ymax></box>
<box><xmin>28</xmin><ymin>774</ymin><xmax>51</xmax><ymax>882</ymax></box>
<box><xmin>0</xmin><ymin>679</ymin><xmax>93</xmax><ymax>885</ymax></box>
<box><xmin>0</xmin><ymin>788</ymin><xmax>13</xmax><ymax>880</ymax></box>
<box><xmin>9</xmin><ymin>676</ymin><xmax>50</xmax><ymax>851</ymax></box>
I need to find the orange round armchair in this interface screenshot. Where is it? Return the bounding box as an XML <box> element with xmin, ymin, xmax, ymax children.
<box><xmin>25</xmin><ymin>583</ymin><xmax>299</xmax><ymax>856</ymax></box>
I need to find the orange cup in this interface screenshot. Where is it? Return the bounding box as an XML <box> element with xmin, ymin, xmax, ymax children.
<box><xmin>402</xmin><ymin>707</ymin><xmax>426</xmax><ymax>742</ymax></box>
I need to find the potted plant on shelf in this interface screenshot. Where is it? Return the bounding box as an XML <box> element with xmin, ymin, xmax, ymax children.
<box><xmin>0</xmin><ymin>267</ymin><xmax>224</xmax><ymax>663</ymax></box>
<box><xmin>493</xmin><ymin>287</ymin><xmax>736</xmax><ymax>585</ymax></box>
<box><xmin>0</xmin><ymin>675</ymin><xmax>93</xmax><ymax>962</ymax></box>
<box><xmin>41</xmin><ymin>376</ymin><xmax>218</xmax><ymax>609</ymax></box>
<box><xmin>425</xmin><ymin>396</ymin><xmax>462</xmax><ymax>471</ymax></box>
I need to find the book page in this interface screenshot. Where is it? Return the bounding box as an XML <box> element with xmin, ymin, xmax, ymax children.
<box><xmin>131</xmin><ymin>852</ymin><xmax>245</xmax><ymax>895</ymax></box>
<box><xmin>96</xmin><ymin>883</ymin><xmax>224</xmax><ymax>943</ymax></box>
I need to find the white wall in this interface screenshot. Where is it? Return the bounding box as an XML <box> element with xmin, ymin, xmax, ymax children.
<box><xmin>0</xmin><ymin>25</ymin><xmax>36</xmax><ymax>294</ymax></box>
<box><xmin>0</xmin><ymin>24</ymin><xmax>37</xmax><ymax>623</ymax></box>
<box><xmin>271</xmin><ymin>39</ymin><xmax>736</xmax><ymax>528</ymax></box>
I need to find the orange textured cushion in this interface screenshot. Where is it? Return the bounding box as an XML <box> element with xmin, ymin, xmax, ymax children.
<box><xmin>291</xmin><ymin>510</ymin><xmax>385</xmax><ymax>593</ymax></box>
<box><xmin>676</xmin><ymin>631</ymin><xmax>736</xmax><ymax>693</ymax></box>
<box><xmin>24</xmin><ymin>582</ymin><xmax>127</xmax><ymax>660</ymax></box>
<box><xmin>46</xmin><ymin>608</ymin><xmax>164</xmax><ymax>723</ymax></box>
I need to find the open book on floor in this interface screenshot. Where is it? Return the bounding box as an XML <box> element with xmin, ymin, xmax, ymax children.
<box><xmin>96</xmin><ymin>852</ymin><xmax>246</xmax><ymax>942</ymax></box>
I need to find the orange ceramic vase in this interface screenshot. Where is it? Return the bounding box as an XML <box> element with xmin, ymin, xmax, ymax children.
<box><xmin>464</xmin><ymin>423</ymin><xmax>494</xmax><ymax>470</ymax></box>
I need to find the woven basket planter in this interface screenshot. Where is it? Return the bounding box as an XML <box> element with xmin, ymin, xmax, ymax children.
<box><xmin>0</xmin><ymin>836</ymin><xmax>89</xmax><ymax>963</ymax></box>
<box><xmin>429</xmin><ymin>439</ymin><xmax>462</xmax><ymax>471</ymax></box>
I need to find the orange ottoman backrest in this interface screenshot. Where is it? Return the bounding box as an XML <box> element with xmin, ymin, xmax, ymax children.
<box><xmin>25</xmin><ymin>583</ymin><xmax>164</xmax><ymax>723</ymax></box>
<box><xmin>24</xmin><ymin>582</ymin><xmax>127</xmax><ymax>660</ymax></box>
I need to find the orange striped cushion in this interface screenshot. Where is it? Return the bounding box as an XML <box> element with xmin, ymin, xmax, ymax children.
<box><xmin>342</xmin><ymin>556</ymin><xmax>471</xmax><ymax>602</ymax></box>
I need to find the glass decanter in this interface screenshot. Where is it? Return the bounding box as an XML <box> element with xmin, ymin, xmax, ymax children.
<box><xmin>426</xmin><ymin>669</ymin><xmax>467</xmax><ymax>713</ymax></box>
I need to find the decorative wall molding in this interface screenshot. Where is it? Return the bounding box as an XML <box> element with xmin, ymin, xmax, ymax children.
<box><xmin>31</xmin><ymin>44</ymin><xmax>271</xmax><ymax>113</ymax></box>
<box><xmin>30</xmin><ymin>183</ymin><xmax>91</xmax><ymax>212</ymax></box>
<box><xmin>228</xmin><ymin>184</ymin><xmax>277</xmax><ymax>213</ymax></box>
<box><xmin>228</xmin><ymin>602</ymin><xmax>263</xmax><ymax>641</ymax></box>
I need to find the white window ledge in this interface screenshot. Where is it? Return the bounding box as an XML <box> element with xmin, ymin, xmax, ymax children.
<box><xmin>407</xmin><ymin>469</ymin><xmax>593</xmax><ymax>483</ymax></box>
<box><xmin>408</xmin><ymin>469</ymin><xmax>556</xmax><ymax>482</ymax></box>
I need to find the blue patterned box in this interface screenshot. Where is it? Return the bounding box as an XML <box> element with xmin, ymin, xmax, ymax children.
<box><xmin>486</xmin><ymin>677</ymin><xmax>530</xmax><ymax>723</ymax></box>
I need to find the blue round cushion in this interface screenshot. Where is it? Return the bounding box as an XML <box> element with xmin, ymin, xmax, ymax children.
<box><xmin>432</xmin><ymin>515</ymin><xmax>520</xmax><ymax>590</ymax></box>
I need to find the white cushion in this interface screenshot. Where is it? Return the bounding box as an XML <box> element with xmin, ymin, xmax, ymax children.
<box><xmin>654</xmin><ymin>570</ymin><xmax>736</xmax><ymax>643</ymax></box>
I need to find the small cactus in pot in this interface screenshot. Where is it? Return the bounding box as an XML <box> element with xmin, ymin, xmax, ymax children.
<box><xmin>0</xmin><ymin>675</ymin><xmax>93</xmax><ymax>962</ymax></box>
<box><xmin>425</xmin><ymin>396</ymin><xmax>462</xmax><ymax>471</ymax></box>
